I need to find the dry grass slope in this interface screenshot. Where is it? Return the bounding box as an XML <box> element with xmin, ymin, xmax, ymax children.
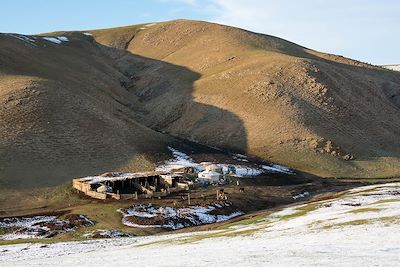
<box><xmin>1</xmin><ymin>19</ymin><xmax>400</xmax><ymax>192</ymax></box>
<box><xmin>0</xmin><ymin>32</ymin><xmax>172</xmax><ymax>188</ymax></box>
<box><xmin>90</xmin><ymin>19</ymin><xmax>400</xmax><ymax>178</ymax></box>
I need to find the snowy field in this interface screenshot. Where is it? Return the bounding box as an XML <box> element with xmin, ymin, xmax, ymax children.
<box><xmin>1</xmin><ymin>182</ymin><xmax>400</xmax><ymax>266</ymax></box>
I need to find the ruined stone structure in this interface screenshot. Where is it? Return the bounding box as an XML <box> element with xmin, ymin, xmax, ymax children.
<box><xmin>72</xmin><ymin>171</ymin><xmax>191</xmax><ymax>200</ymax></box>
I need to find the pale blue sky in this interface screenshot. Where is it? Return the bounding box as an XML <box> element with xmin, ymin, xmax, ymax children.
<box><xmin>1</xmin><ymin>0</ymin><xmax>399</xmax><ymax>64</ymax></box>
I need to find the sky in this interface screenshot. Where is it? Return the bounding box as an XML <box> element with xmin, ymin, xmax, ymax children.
<box><xmin>1</xmin><ymin>0</ymin><xmax>399</xmax><ymax>64</ymax></box>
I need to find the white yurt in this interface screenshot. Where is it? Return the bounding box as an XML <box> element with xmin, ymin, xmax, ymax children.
<box><xmin>197</xmin><ymin>170</ymin><xmax>221</xmax><ymax>183</ymax></box>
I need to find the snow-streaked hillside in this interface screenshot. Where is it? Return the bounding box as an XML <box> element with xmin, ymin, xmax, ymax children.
<box><xmin>382</xmin><ymin>64</ymin><xmax>400</xmax><ymax>71</ymax></box>
<box><xmin>1</xmin><ymin>183</ymin><xmax>400</xmax><ymax>266</ymax></box>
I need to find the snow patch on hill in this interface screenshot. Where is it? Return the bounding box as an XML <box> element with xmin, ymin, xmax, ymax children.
<box><xmin>6</xmin><ymin>34</ymin><xmax>37</xmax><ymax>47</ymax></box>
<box><xmin>382</xmin><ymin>64</ymin><xmax>400</xmax><ymax>71</ymax></box>
<box><xmin>42</xmin><ymin>36</ymin><xmax>69</xmax><ymax>44</ymax></box>
<box><xmin>156</xmin><ymin>147</ymin><xmax>293</xmax><ymax>176</ymax></box>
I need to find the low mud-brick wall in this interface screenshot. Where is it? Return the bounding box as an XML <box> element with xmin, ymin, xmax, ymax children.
<box><xmin>72</xmin><ymin>178</ymin><xmax>107</xmax><ymax>200</ymax></box>
<box><xmin>72</xmin><ymin>171</ymin><xmax>190</xmax><ymax>200</ymax></box>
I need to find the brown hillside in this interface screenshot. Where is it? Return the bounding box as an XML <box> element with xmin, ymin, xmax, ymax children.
<box><xmin>1</xmin><ymin>19</ymin><xmax>400</xmax><ymax>189</ymax></box>
<box><xmin>0</xmin><ymin>32</ymin><xmax>173</xmax><ymax>188</ymax></box>
<box><xmin>90</xmin><ymin>20</ymin><xmax>400</xmax><ymax>178</ymax></box>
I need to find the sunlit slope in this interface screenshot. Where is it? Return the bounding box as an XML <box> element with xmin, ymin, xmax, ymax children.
<box><xmin>1</xmin><ymin>19</ymin><xmax>399</xmax><ymax>187</ymax></box>
<box><xmin>90</xmin><ymin>20</ymin><xmax>400</xmax><ymax>178</ymax></box>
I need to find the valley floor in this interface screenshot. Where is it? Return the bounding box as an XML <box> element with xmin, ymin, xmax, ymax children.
<box><xmin>1</xmin><ymin>183</ymin><xmax>400</xmax><ymax>266</ymax></box>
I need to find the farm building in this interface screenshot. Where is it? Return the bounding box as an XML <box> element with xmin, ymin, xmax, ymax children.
<box><xmin>72</xmin><ymin>171</ymin><xmax>192</xmax><ymax>200</ymax></box>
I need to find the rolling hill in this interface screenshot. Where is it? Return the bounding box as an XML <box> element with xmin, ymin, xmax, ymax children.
<box><xmin>0</xmin><ymin>32</ymin><xmax>172</xmax><ymax>188</ymax></box>
<box><xmin>87</xmin><ymin>20</ymin><xmax>400</xmax><ymax>178</ymax></box>
<box><xmin>1</xmin><ymin>19</ymin><xmax>400</xmax><ymax>188</ymax></box>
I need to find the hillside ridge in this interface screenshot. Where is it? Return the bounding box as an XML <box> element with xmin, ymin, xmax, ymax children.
<box><xmin>1</xmin><ymin>19</ymin><xmax>400</xmax><ymax>188</ymax></box>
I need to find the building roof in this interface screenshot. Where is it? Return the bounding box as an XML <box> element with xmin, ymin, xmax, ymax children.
<box><xmin>73</xmin><ymin>171</ymin><xmax>167</xmax><ymax>184</ymax></box>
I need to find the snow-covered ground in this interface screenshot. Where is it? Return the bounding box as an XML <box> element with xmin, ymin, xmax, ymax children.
<box><xmin>6</xmin><ymin>33</ymin><xmax>38</xmax><ymax>47</ymax></box>
<box><xmin>292</xmin><ymin>191</ymin><xmax>310</xmax><ymax>199</ymax></box>
<box><xmin>119</xmin><ymin>202</ymin><xmax>243</xmax><ymax>229</ymax></box>
<box><xmin>155</xmin><ymin>147</ymin><xmax>293</xmax><ymax>177</ymax></box>
<box><xmin>83</xmin><ymin>230</ymin><xmax>133</xmax><ymax>239</ymax></box>
<box><xmin>3</xmin><ymin>33</ymin><xmax>70</xmax><ymax>46</ymax></box>
<box><xmin>382</xmin><ymin>64</ymin><xmax>400</xmax><ymax>71</ymax></box>
<box><xmin>1</xmin><ymin>182</ymin><xmax>400</xmax><ymax>266</ymax></box>
<box><xmin>42</xmin><ymin>36</ymin><xmax>69</xmax><ymax>44</ymax></box>
<box><xmin>0</xmin><ymin>216</ymin><xmax>57</xmax><ymax>240</ymax></box>
<box><xmin>0</xmin><ymin>215</ymin><xmax>93</xmax><ymax>240</ymax></box>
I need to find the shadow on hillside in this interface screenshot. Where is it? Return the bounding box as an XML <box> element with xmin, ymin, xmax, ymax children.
<box><xmin>0</xmin><ymin>34</ymin><xmax>251</xmax><ymax>189</ymax></box>
<box><xmin>100</xmin><ymin>43</ymin><xmax>249</xmax><ymax>154</ymax></box>
<box><xmin>3</xmin><ymin>30</ymin><xmax>399</xmax><ymax>190</ymax></box>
